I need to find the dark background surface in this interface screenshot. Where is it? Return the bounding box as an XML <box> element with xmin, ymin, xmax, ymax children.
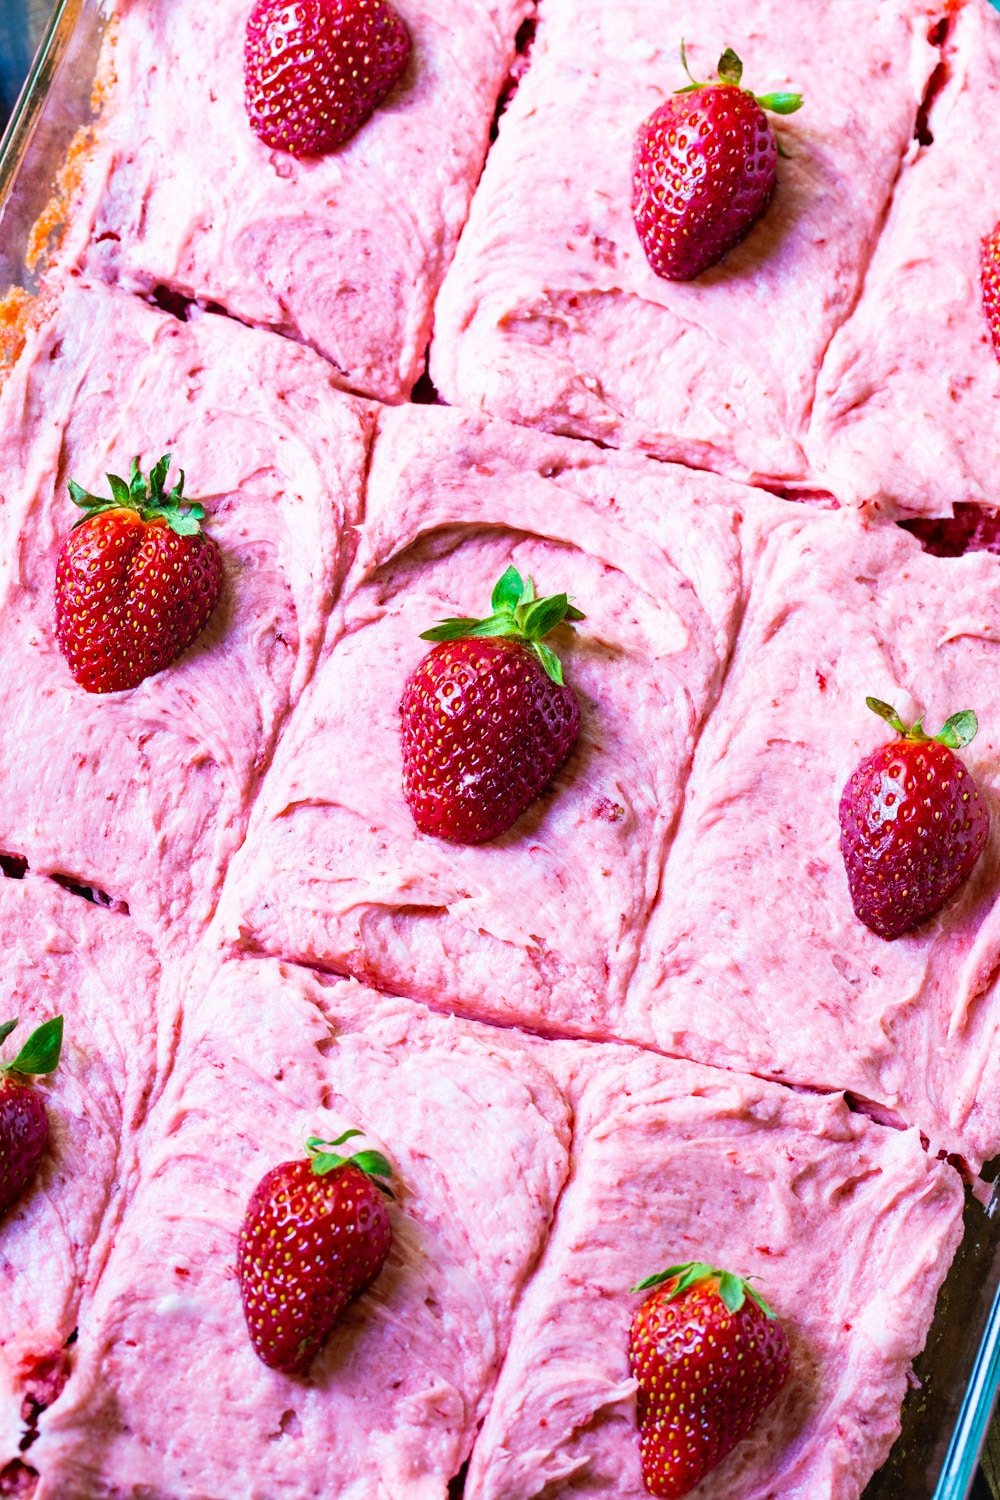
<box><xmin>0</xmin><ymin>0</ymin><xmax>40</xmax><ymax>124</ymax></box>
<box><xmin>0</xmin><ymin>1</ymin><xmax>997</xmax><ymax>1496</ymax></box>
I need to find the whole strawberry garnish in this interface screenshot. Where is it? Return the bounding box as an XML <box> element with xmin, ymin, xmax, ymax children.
<box><xmin>981</xmin><ymin>221</ymin><xmax>1000</xmax><ymax>359</ymax></box>
<box><xmin>0</xmin><ymin>1017</ymin><xmax>63</xmax><ymax>1221</ymax></box>
<box><xmin>237</xmin><ymin>1130</ymin><xmax>393</xmax><ymax>1375</ymax></box>
<box><xmin>839</xmin><ymin>698</ymin><xmax>990</xmax><ymax>940</ymax></box>
<box><xmin>629</xmin><ymin>1261</ymin><xmax>790</xmax><ymax>1498</ymax></box>
<box><xmin>632</xmin><ymin>44</ymin><xmax>803</xmax><ymax>281</ymax></box>
<box><xmin>54</xmin><ymin>455</ymin><xmax>223</xmax><ymax>694</ymax></box>
<box><xmin>244</xmin><ymin>0</ymin><xmax>411</xmax><ymax>158</ymax></box>
<box><xmin>400</xmin><ymin>566</ymin><xmax>584</xmax><ymax>844</ymax></box>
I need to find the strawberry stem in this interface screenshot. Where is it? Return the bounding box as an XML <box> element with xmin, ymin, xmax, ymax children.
<box><xmin>674</xmin><ymin>41</ymin><xmax>803</xmax><ymax>115</ymax></box>
<box><xmin>630</xmin><ymin>1260</ymin><xmax>778</xmax><ymax>1319</ymax></box>
<box><xmin>866</xmin><ymin>697</ymin><xmax>978</xmax><ymax>750</ymax></box>
<box><xmin>0</xmin><ymin>1016</ymin><xmax>63</xmax><ymax>1077</ymax></box>
<box><xmin>419</xmin><ymin>565</ymin><xmax>585</xmax><ymax>686</ymax></box>
<box><xmin>305</xmin><ymin>1131</ymin><xmax>395</xmax><ymax>1198</ymax></box>
<box><xmin>68</xmin><ymin>455</ymin><xmax>208</xmax><ymax>538</ymax></box>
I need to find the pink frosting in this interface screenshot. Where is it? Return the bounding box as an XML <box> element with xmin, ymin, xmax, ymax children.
<box><xmin>0</xmin><ymin>278</ymin><xmax>374</xmax><ymax>942</ymax></box>
<box><xmin>27</xmin><ymin>956</ymin><xmax>572</xmax><ymax>1497</ymax></box>
<box><xmin>467</xmin><ymin>1044</ymin><xmax>964</xmax><ymax>1499</ymax></box>
<box><xmin>631</xmin><ymin>507</ymin><xmax>1000</xmax><ymax>1168</ymax></box>
<box><xmin>0</xmin><ymin>0</ymin><xmax>992</xmax><ymax>1480</ymax></box>
<box><xmin>15</xmin><ymin>952</ymin><xmax>965</xmax><ymax>1500</ymax></box>
<box><xmin>72</xmin><ymin>0</ymin><xmax>532</xmax><ymax>402</ymax></box>
<box><xmin>809</xmin><ymin>0</ymin><xmax>1000</xmax><ymax>516</ymax></box>
<box><xmin>218</xmin><ymin>403</ymin><xmax>784</xmax><ymax>1033</ymax></box>
<box><xmin>431</xmin><ymin>0</ymin><xmax>945</xmax><ymax>485</ymax></box>
<box><xmin>0</xmin><ymin>873</ymin><xmax>165</xmax><ymax>1473</ymax></box>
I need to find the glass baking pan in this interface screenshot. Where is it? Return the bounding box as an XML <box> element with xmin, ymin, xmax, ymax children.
<box><xmin>2</xmin><ymin>1</ymin><xmax>1000</xmax><ymax>1495</ymax></box>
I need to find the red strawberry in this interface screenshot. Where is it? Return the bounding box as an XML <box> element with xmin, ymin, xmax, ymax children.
<box><xmin>0</xmin><ymin>1017</ymin><xmax>64</xmax><ymax>1221</ymax></box>
<box><xmin>981</xmin><ymin>221</ymin><xmax>1000</xmax><ymax>358</ymax></box>
<box><xmin>629</xmin><ymin>1261</ymin><xmax>790</xmax><ymax>1499</ymax></box>
<box><xmin>839</xmin><ymin>698</ymin><xmax>990</xmax><ymax>941</ymax></box>
<box><xmin>632</xmin><ymin>44</ymin><xmax>803</xmax><ymax>281</ymax></box>
<box><xmin>400</xmin><ymin>565</ymin><xmax>583</xmax><ymax>844</ymax></box>
<box><xmin>237</xmin><ymin>1130</ymin><xmax>393</xmax><ymax>1374</ymax></box>
<box><xmin>54</xmin><ymin>455</ymin><xmax>223</xmax><ymax>695</ymax></box>
<box><xmin>244</xmin><ymin>0</ymin><xmax>411</xmax><ymax>158</ymax></box>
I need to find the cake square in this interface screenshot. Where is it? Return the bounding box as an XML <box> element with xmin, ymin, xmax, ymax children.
<box><xmin>467</xmin><ymin>1042</ymin><xmax>965</xmax><ymax>1499</ymax></box>
<box><xmin>431</xmin><ymin>0</ymin><xmax>946</xmax><ymax>485</ymax></box>
<box><xmin>0</xmin><ymin>872</ymin><xmax>166</xmax><ymax>1478</ymax></box>
<box><xmin>71</xmin><ymin>0</ymin><xmax>532</xmax><ymax>403</ymax></box>
<box><xmin>628</xmin><ymin>507</ymin><xmax>1000</xmax><ymax>1167</ymax></box>
<box><xmin>218</xmin><ymin>403</ymin><xmax>776</xmax><ymax>1037</ymax></box>
<box><xmin>27</xmin><ymin>957</ymin><xmax>571</xmax><ymax>1498</ymax></box>
<box><xmin>0</xmin><ymin>278</ymin><xmax>374</xmax><ymax>943</ymax></box>
<box><xmin>809</xmin><ymin>0</ymin><xmax>1000</xmax><ymax>516</ymax></box>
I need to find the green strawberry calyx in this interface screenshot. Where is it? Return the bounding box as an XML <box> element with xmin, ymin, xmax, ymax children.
<box><xmin>867</xmin><ymin>697</ymin><xmax>979</xmax><ymax>751</ymax></box>
<box><xmin>305</xmin><ymin>1130</ymin><xmax>395</xmax><ymax>1199</ymax></box>
<box><xmin>419</xmin><ymin>565</ymin><xmax>585</xmax><ymax>687</ymax></box>
<box><xmin>0</xmin><ymin>1015</ymin><xmax>64</xmax><ymax>1078</ymax></box>
<box><xmin>677</xmin><ymin>41</ymin><xmax>803</xmax><ymax>116</ymax></box>
<box><xmin>630</xmin><ymin>1260</ymin><xmax>778</xmax><ymax>1318</ymax></box>
<box><xmin>68</xmin><ymin>454</ymin><xmax>208</xmax><ymax>537</ymax></box>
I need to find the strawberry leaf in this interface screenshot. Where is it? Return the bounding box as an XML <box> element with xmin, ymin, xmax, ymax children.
<box><xmin>147</xmin><ymin>454</ymin><xmax>171</xmax><ymax>500</ymax></box>
<box><xmin>108</xmin><ymin>473</ymin><xmax>132</xmax><ymax>508</ymax></box>
<box><xmin>306</xmin><ymin>1130</ymin><xmax>395</xmax><ymax>1195</ymax></box>
<box><xmin>129</xmin><ymin>457</ymin><xmax>146</xmax><ymax>503</ymax></box>
<box><xmin>464</xmin><ymin>615</ymin><xmax>524</xmax><ymax>639</ymax></box>
<box><xmin>716</xmin><ymin>47</ymin><xmax>743</xmax><ymax>86</ymax></box>
<box><xmin>491</xmin><ymin>566</ymin><xmax>524</xmax><ymax>613</ymax></box>
<box><xmin>418</xmin><ymin>567</ymin><xmax>584</xmax><ymax>684</ymax></box>
<box><xmin>630</xmin><ymin>1262</ymin><xmax>692</xmax><ymax>1293</ymax></box>
<box><xmin>630</xmin><ymin>1260</ymin><xmax>713</xmax><ymax>1295</ymax></box>
<box><xmin>675</xmin><ymin>39</ymin><xmax>802</xmax><ymax>113</ymax></box>
<box><xmin>306</xmin><ymin>1130</ymin><xmax>363</xmax><ymax>1152</ymax></box>
<box><xmin>167</xmin><ymin>510</ymin><xmax>206</xmax><ymax>538</ymax></box>
<box><xmin>66</xmin><ymin>455</ymin><xmax>210</xmax><ymax>539</ymax></box>
<box><xmin>520</xmin><ymin>596</ymin><xmax>568</xmax><ymax>639</ymax></box>
<box><xmin>678</xmin><ymin>38</ymin><xmax>702</xmax><ymax>89</ymax></box>
<box><xmin>716</xmin><ymin>1270</ymin><xmax>747</xmax><ymax>1313</ymax></box>
<box><xmin>0</xmin><ymin>1019</ymin><xmax>18</xmax><ymax>1047</ymax></box>
<box><xmin>420</xmin><ymin>618</ymin><xmax>481</xmax><ymax>642</ymax></box>
<box><xmin>349</xmin><ymin>1150</ymin><xmax>393</xmax><ymax>1181</ymax></box>
<box><xmin>309</xmin><ymin>1152</ymin><xmax>349</xmax><ymax>1176</ymax></box>
<box><xmin>745</xmin><ymin>1282</ymin><xmax>779</xmax><ymax>1319</ymax></box>
<box><xmin>755</xmin><ymin>90</ymin><xmax>804</xmax><ymax>115</ymax></box>
<box><xmin>866</xmin><ymin>697</ymin><xmax>909</xmax><ymax>736</ymax></box>
<box><xmin>936</xmin><ymin>710</ymin><xmax>978</xmax><ymax>751</ymax></box>
<box><xmin>532</xmin><ymin>641</ymin><xmax>564</xmax><ymax>686</ymax></box>
<box><xmin>629</xmin><ymin>1260</ymin><xmax>774</xmax><ymax>1317</ymax></box>
<box><xmin>866</xmin><ymin>696</ymin><xmax>980</xmax><ymax>750</ymax></box>
<box><xmin>6</xmin><ymin>1015</ymin><xmax>63</xmax><ymax>1076</ymax></box>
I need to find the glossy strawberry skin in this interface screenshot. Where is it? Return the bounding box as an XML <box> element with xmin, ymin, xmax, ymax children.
<box><xmin>237</xmin><ymin>1159</ymin><xmax>391</xmax><ymax>1375</ymax></box>
<box><xmin>0</xmin><ymin>1079</ymin><xmax>48</xmax><ymax>1220</ymax></box>
<box><xmin>632</xmin><ymin>86</ymin><xmax>776</xmax><ymax>281</ymax></box>
<box><xmin>54</xmin><ymin>510</ymin><xmax>223</xmax><ymax>694</ymax></box>
<box><xmin>981</xmin><ymin>221</ymin><xmax>1000</xmax><ymax>358</ymax></box>
<box><xmin>400</xmin><ymin>636</ymin><xmax>581</xmax><ymax>844</ymax></box>
<box><xmin>630</xmin><ymin>1274</ymin><xmax>790</xmax><ymax>1498</ymax></box>
<box><xmin>244</xmin><ymin>0</ymin><xmax>411</xmax><ymax>158</ymax></box>
<box><xmin>839</xmin><ymin>738</ymin><xmax>989</xmax><ymax>940</ymax></box>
